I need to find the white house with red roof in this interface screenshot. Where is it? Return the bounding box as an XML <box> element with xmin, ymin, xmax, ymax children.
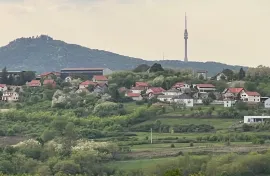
<box><xmin>27</xmin><ymin>80</ymin><xmax>41</xmax><ymax>87</ymax></box>
<box><xmin>125</xmin><ymin>92</ymin><xmax>143</xmax><ymax>101</ymax></box>
<box><xmin>135</xmin><ymin>82</ymin><xmax>149</xmax><ymax>89</ymax></box>
<box><xmin>240</xmin><ymin>91</ymin><xmax>261</xmax><ymax>103</ymax></box>
<box><xmin>92</xmin><ymin>75</ymin><xmax>108</xmax><ymax>84</ymax></box>
<box><xmin>43</xmin><ymin>79</ymin><xmax>56</xmax><ymax>88</ymax></box>
<box><xmin>130</xmin><ymin>86</ymin><xmax>145</xmax><ymax>94</ymax></box>
<box><xmin>2</xmin><ymin>91</ymin><xmax>19</xmax><ymax>102</ymax></box>
<box><xmin>172</xmin><ymin>82</ymin><xmax>190</xmax><ymax>90</ymax></box>
<box><xmin>79</xmin><ymin>80</ymin><xmax>97</xmax><ymax>89</ymax></box>
<box><xmin>222</xmin><ymin>88</ymin><xmax>245</xmax><ymax>100</ymax></box>
<box><xmin>195</xmin><ymin>84</ymin><xmax>216</xmax><ymax>93</ymax></box>
<box><xmin>146</xmin><ymin>87</ymin><xmax>165</xmax><ymax>98</ymax></box>
<box><xmin>0</xmin><ymin>84</ymin><xmax>7</xmax><ymax>92</ymax></box>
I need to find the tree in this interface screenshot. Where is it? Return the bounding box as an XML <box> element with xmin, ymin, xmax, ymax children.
<box><xmin>23</xmin><ymin>71</ymin><xmax>35</xmax><ymax>82</ymax></box>
<box><xmin>0</xmin><ymin>67</ymin><xmax>8</xmax><ymax>84</ymax></box>
<box><xmin>203</xmin><ymin>98</ymin><xmax>213</xmax><ymax>105</ymax></box>
<box><xmin>238</xmin><ymin>68</ymin><xmax>246</xmax><ymax>80</ymax></box>
<box><xmin>208</xmin><ymin>92</ymin><xmax>216</xmax><ymax>100</ymax></box>
<box><xmin>133</xmin><ymin>64</ymin><xmax>150</xmax><ymax>72</ymax></box>
<box><xmin>149</xmin><ymin>63</ymin><xmax>164</xmax><ymax>72</ymax></box>
<box><xmin>199</xmin><ymin>74</ymin><xmax>205</xmax><ymax>80</ymax></box>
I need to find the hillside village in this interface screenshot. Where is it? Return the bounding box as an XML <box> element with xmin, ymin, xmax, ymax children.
<box><xmin>0</xmin><ymin>63</ymin><xmax>269</xmax><ymax>112</ymax></box>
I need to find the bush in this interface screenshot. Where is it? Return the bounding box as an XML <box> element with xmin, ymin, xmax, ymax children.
<box><xmin>190</xmin><ymin>142</ymin><xmax>194</xmax><ymax>147</ymax></box>
<box><xmin>171</xmin><ymin>143</ymin><xmax>175</xmax><ymax>148</ymax></box>
<box><xmin>136</xmin><ymin>100</ymin><xmax>145</xmax><ymax>105</ymax></box>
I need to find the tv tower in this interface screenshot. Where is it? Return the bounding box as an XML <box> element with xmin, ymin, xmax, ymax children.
<box><xmin>184</xmin><ymin>12</ymin><xmax>188</xmax><ymax>62</ymax></box>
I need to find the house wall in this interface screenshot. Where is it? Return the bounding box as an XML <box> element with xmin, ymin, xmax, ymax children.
<box><xmin>224</xmin><ymin>101</ymin><xmax>232</xmax><ymax>107</ymax></box>
<box><xmin>198</xmin><ymin>88</ymin><xmax>216</xmax><ymax>93</ymax></box>
<box><xmin>248</xmin><ymin>95</ymin><xmax>260</xmax><ymax>103</ymax></box>
<box><xmin>0</xmin><ymin>87</ymin><xmax>7</xmax><ymax>92</ymax></box>
<box><xmin>163</xmin><ymin>92</ymin><xmax>182</xmax><ymax>96</ymax></box>
<box><xmin>216</xmin><ymin>73</ymin><xmax>227</xmax><ymax>81</ymax></box>
<box><xmin>158</xmin><ymin>97</ymin><xmax>173</xmax><ymax>102</ymax></box>
<box><xmin>131</xmin><ymin>89</ymin><xmax>143</xmax><ymax>94</ymax></box>
<box><xmin>79</xmin><ymin>85</ymin><xmax>88</xmax><ymax>89</ymax></box>
<box><xmin>132</xmin><ymin>96</ymin><xmax>143</xmax><ymax>101</ymax></box>
<box><xmin>265</xmin><ymin>99</ymin><xmax>270</xmax><ymax>108</ymax></box>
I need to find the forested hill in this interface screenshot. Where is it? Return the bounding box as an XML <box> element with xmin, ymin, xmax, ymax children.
<box><xmin>0</xmin><ymin>35</ymin><xmax>247</xmax><ymax>75</ymax></box>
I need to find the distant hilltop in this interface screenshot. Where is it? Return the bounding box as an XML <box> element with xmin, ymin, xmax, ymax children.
<box><xmin>0</xmin><ymin>35</ymin><xmax>247</xmax><ymax>75</ymax></box>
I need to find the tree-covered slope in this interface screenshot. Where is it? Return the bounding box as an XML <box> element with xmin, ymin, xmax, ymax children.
<box><xmin>0</xmin><ymin>35</ymin><xmax>247</xmax><ymax>75</ymax></box>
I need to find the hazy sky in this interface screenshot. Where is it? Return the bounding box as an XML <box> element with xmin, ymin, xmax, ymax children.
<box><xmin>1</xmin><ymin>0</ymin><xmax>270</xmax><ymax>67</ymax></box>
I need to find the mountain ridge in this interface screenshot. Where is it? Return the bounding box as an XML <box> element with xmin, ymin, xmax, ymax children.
<box><xmin>0</xmin><ymin>35</ymin><xmax>247</xmax><ymax>75</ymax></box>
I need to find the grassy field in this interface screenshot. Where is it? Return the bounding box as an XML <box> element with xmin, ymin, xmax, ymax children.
<box><xmin>133</xmin><ymin>117</ymin><xmax>240</xmax><ymax>130</ymax></box>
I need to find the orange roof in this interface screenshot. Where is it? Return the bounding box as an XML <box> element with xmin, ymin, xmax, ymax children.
<box><xmin>127</xmin><ymin>93</ymin><xmax>141</xmax><ymax>97</ymax></box>
<box><xmin>227</xmin><ymin>88</ymin><xmax>244</xmax><ymax>94</ymax></box>
<box><xmin>246</xmin><ymin>91</ymin><xmax>260</xmax><ymax>96</ymax></box>
<box><xmin>196</xmin><ymin>84</ymin><xmax>215</xmax><ymax>88</ymax></box>
<box><xmin>135</xmin><ymin>82</ymin><xmax>149</xmax><ymax>87</ymax></box>
<box><xmin>80</xmin><ymin>80</ymin><xmax>97</xmax><ymax>86</ymax></box>
<box><xmin>93</xmin><ymin>75</ymin><xmax>108</xmax><ymax>81</ymax></box>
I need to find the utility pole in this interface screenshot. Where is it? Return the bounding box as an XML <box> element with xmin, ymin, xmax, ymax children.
<box><xmin>150</xmin><ymin>128</ymin><xmax>153</xmax><ymax>144</ymax></box>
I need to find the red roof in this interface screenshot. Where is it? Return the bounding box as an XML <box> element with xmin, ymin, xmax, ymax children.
<box><xmin>80</xmin><ymin>80</ymin><xmax>97</xmax><ymax>86</ymax></box>
<box><xmin>246</xmin><ymin>91</ymin><xmax>260</xmax><ymax>96</ymax></box>
<box><xmin>131</xmin><ymin>86</ymin><xmax>145</xmax><ymax>90</ymax></box>
<box><xmin>227</xmin><ymin>88</ymin><xmax>244</xmax><ymax>94</ymax></box>
<box><xmin>135</xmin><ymin>82</ymin><xmax>149</xmax><ymax>87</ymax></box>
<box><xmin>127</xmin><ymin>93</ymin><xmax>141</xmax><ymax>97</ymax></box>
<box><xmin>93</xmin><ymin>75</ymin><xmax>108</xmax><ymax>81</ymax></box>
<box><xmin>173</xmin><ymin>82</ymin><xmax>185</xmax><ymax>88</ymax></box>
<box><xmin>196</xmin><ymin>84</ymin><xmax>215</xmax><ymax>88</ymax></box>
<box><xmin>148</xmin><ymin>87</ymin><xmax>165</xmax><ymax>94</ymax></box>
<box><xmin>43</xmin><ymin>79</ymin><xmax>56</xmax><ymax>85</ymax></box>
<box><xmin>28</xmin><ymin>80</ymin><xmax>41</xmax><ymax>87</ymax></box>
<box><xmin>0</xmin><ymin>84</ymin><xmax>7</xmax><ymax>88</ymax></box>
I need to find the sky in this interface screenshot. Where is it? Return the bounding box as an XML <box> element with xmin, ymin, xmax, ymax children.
<box><xmin>1</xmin><ymin>0</ymin><xmax>270</xmax><ymax>67</ymax></box>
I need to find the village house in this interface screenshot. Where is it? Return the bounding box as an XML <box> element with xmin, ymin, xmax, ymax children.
<box><xmin>39</xmin><ymin>72</ymin><xmax>58</xmax><ymax>79</ymax></box>
<box><xmin>79</xmin><ymin>80</ymin><xmax>97</xmax><ymax>89</ymax></box>
<box><xmin>76</xmin><ymin>88</ymin><xmax>90</xmax><ymax>94</ymax></box>
<box><xmin>92</xmin><ymin>75</ymin><xmax>108</xmax><ymax>84</ymax></box>
<box><xmin>146</xmin><ymin>87</ymin><xmax>165</xmax><ymax>98</ymax></box>
<box><xmin>93</xmin><ymin>83</ymin><xmax>108</xmax><ymax>93</ymax></box>
<box><xmin>43</xmin><ymin>79</ymin><xmax>56</xmax><ymax>88</ymax></box>
<box><xmin>0</xmin><ymin>84</ymin><xmax>8</xmax><ymax>92</ymax></box>
<box><xmin>214</xmin><ymin>72</ymin><xmax>228</xmax><ymax>81</ymax></box>
<box><xmin>240</xmin><ymin>91</ymin><xmax>261</xmax><ymax>103</ymax></box>
<box><xmin>130</xmin><ymin>86</ymin><xmax>145</xmax><ymax>94</ymax></box>
<box><xmin>118</xmin><ymin>87</ymin><xmax>128</xmax><ymax>94</ymax></box>
<box><xmin>195</xmin><ymin>84</ymin><xmax>216</xmax><ymax>93</ymax></box>
<box><xmin>27</xmin><ymin>80</ymin><xmax>41</xmax><ymax>87</ymax></box>
<box><xmin>135</xmin><ymin>82</ymin><xmax>149</xmax><ymax>89</ymax></box>
<box><xmin>125</xmin><ymin>92</ymin><xmax>143</xmax><ymax>101</ymax></box>
<box><xmin>196</xmin><ymin>70</ymin><xmax>208</xmax><ymax>79</ymax></box>
<box><xmin>264</xmin><ymin>98</ymin><xmax>270</xmax><ymax>108</ymax></box>
<box><xmin>224</xmin><ymin>100</ymin><xmax>235</xmax><ymax>108</ymax></box>
<box><xmin>157</xmin><ymin>95</ymin><xmax>175</xmax><ymax>103</ymax></box>
<box><xmin>222</xmin><ymin>88</ymin><xmax>245</xmax><ymax>100</ymax></box>
<box><xmin>172</xmin><ymin>82</ymin><xmax>190</xmax><ymax>89</ymax></box>
<box><xmin>172</xmin><ymin>94</ymin><xmax>194</xmax><ymax>107</ymax></box>
<box><xmin>163</xmin><ymin>88</ymin><xmax>182</xmax><ymax>96</ymax></box>
<box><xmin>2</xmin><ymin>91</ymin><xmax>19</xmax><ymax>102</ymax></box>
